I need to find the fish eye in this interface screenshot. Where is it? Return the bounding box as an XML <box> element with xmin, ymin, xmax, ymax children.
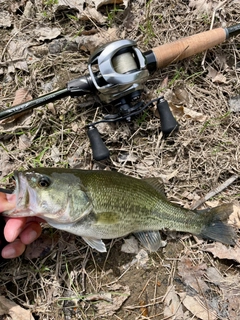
<box><xmin>38</xmin><ymin>176</ymin><xmax>51</xmax><ymax>188</ymax></box>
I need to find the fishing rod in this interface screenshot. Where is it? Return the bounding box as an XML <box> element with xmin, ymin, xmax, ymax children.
<box><xmin>0</xmin><ymin>24</ymin><xmax>240</xmax><ymax>160</ymax></box>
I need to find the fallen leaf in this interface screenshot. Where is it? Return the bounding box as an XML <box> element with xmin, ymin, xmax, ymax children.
<box><xmin>180</xmin><ymin>294</ymin><xmax>217</xmax><ymax>320</ymax></box>
<box><xmin>0</xmin><ymin>88</ymin><xmax>32</xmax><ymax>124</ymax></box>
<box><xmin>118</xmin><ymin>152</ymin><xmax>138</xmax><ymax>163</ymax></box>
<box><xmin>78</xmin><ymin>7</ymin><xmax>106</xmax><ymax>23</ymax></box>
<box><xmin>229</xmin><ymin>203</ymin><xmax>240</xmax><ymax>228</ymax></box>
<box><xmin>163</xmin><ymin>286</ymin><xmax>184</xmax><ymax>318</ymax></box>
<box><xmin>51</xmin><ymin>145</ymin><xmax>61</xmax><ymax>163</ymax></box>
<box><xmin>53</xmin><ymin>0</ymin><xmax>85</xmax><ymax>13</ymax></box>
<box><xmin>0</xmin><ymin>11</ymin><xmax>12</xmax><ymax>27</ymax></box>
<box><xmin>121</xmin><ymin>236</ymin><xmax>139</xmax><ymax>254</ymax></box>
<box><xmin>207</xmin><ymin>66</ymin><xmax>227</xmax><ymax>84</ymax></box>
<box><xmin>12</xmin><ymin>88</ymin><xmax>32</xmax><ymax>106</ymax></box>
<box><xmin>170</xmin><ymin>103</ymin><xmax>207</xmax><ymax>122</ymax></box>
<box><xmin>202</xmin><ymin>241</ymin><xmax>240</xmax><ymax>264</ymax></box>
<box><xmin>0</xmin><ymin>147</ymin><xmax>14</xmax><ymax>178</ymax></box>
<box><xmin>0</xmin><ymin>295</ymin><xmax>34</xmax><ymax>319</ymax></box>
<box><xmin>19</xmin><ymin>134</ymin><xmax>31</xmax><ymax>150</ymax></box>
<box><xmin>76</xmin><ymin>27</ymin><xmax>118</xmax><ymax>53</ymax></box>
<box><xmin>34</xmin><ymin>27</ymin><xmax>61</xmax><ymax>41</ymax></box>
<box><xmin>189</xmin><ymin>0</ymin><xmax>214</xmax><ymax>14</ymax></box>
<box><xmin>178</xmin><ymin>257</ymin><xmax>209</xmax><ymax>294</ymax></box>
<box><xmin>229</xmin><ymin>95</ymin><xmax>240</xmax><ymax>112</ymax></box>
<box><xmin>7</xmin><ymin>40</ymin><xmax>29</xmax><ymax>72</ymax></box>
<box><xmin>95</xmin><ymin>284</ymin><xmax>130</xmax><ymax>316</ymax></box>
<box><xmin>158</xmin><ymin>169</ymin><xmax>179</xmax><ymax>183</ymax></box>
<box><xmin>164</xmin><ymin>87</ymin><xmax>191</xmax><ymax>106</ymax></box>
<box><xmin>206</xmin><ymin>267</ymin><xmax>240</xmax><ymax>319</ymax></box>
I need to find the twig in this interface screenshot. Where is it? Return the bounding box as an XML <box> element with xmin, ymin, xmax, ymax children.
<box><xmin>201</xmin><ymin>0</ymin><xmax>228</xmax><ymax>70</ymax></box>
<box><xmin>191</xmin><ymin>174</ymin><xmax>239</xmax><ymax>210</ymax></box>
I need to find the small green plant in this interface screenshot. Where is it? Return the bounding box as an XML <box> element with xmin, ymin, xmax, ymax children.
<box><xmin>31</xmin><ymin>146</ymin><xmax>50</xmax><ymax>167</ymax></box>
<box><xmin>43</xmin><ymin>0</ymin><xmax>58</xmax><ymax>5</ymax></box>
<box><xmin>139</xmin><ymin>0</ymin><xmax>156</xmax><ymax>44</ymax></box>
<box><xmin>106</xmin><ymin>5</ymin><xmax>124</xmax><ymax>27</ymax></box>
<box><xmin>168</xmin><ymin>67</ymin><xmax>184</xmax><ymax>86</ymax></box>
<box><xmin>200</xmin><ymin>111</ymin><xmax>231</xmax><ymax>134</ymax></box>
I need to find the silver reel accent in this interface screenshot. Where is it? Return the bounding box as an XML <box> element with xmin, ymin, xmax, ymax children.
<box><xmin>88</xmin><ymin>39</ymin><xmax>149</xmax><ymax>103</ymax></box>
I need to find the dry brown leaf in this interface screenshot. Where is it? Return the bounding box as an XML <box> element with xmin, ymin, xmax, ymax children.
<box><xmin>202</xmin><ymin>241</ymin><xmax>240</xmax><ymax>264</ymax></box>
<box><xmin>51</xmin><ymin>145</ymin><xmax>61</xmax><ymax>163</ymax></box>
<box><xmin>229</xmin><ymin>95</ymin><xmax>240</xmax><ymax>112</ymax></box>
<box><xmin>12</xmin><ymin>88</ymin><xmax>32</xmax><ymax>106</ymax></box>
<box><xmin>53</xmin><ymin>0</ymin><xmax>85</xmax><ymax>12</ymax></box>
<box><xmin>180</xmin><ymin>294</ymin><xmax>217</xmax><ymax>320</ymax></box>
<box><xmin>95</xmin><ymin>284</ymin><xmax>130</xmax><ymax>316</ymax></box>
<box><xmin>178</xmin><ymin>257</ymin><xmax>209</xmax><ymax>293</ymax></box>
<box><xmin>189</xmin><ymin>0</ymin><xmax>214</xmax><ymax>14</ymax></box>
<box><xmin>79</xmin><ymin>7</ymin><xmax>106</xmax><ymax>23</ymax></box>
<box><xmin>1</xmin><ymin>88</ymin><xmax>32</xmax><ymax>124</ymax></box>
<box><xmin>0</xmin><ymin>148</ymin><xmax>15</xmax><ymax>179</ymax></box>
<box><xmin>121</xmin><ymin>236</ymin><xmax>139</xmax><ymax>254</ymax></box>
<box><xmin>34</xmin><ymin>27</ymin><xmax>61</xmax><ymax>41</ymax></box>
<box><xmin>0</xmin><ymin>11</ymin><xmax>12</xmax><ymax>27</ymax></box>
<box><xmin>0</xmin><ymin>296</ymin><xmax>34</xmax><ymax>320</ymax></box>
<box><xmin>207</xmin><ymin>66</ymin><xmax>227</xmax><ymax>84</ymax></box>
<box><xmin>76</xmin><ymin>27</ymin><xmax>118</xmax><ymax>53</ymax></box>
<box><xmin>170</xmin><ymin>103</ymin><xmax>207</xmax><ymax>122</ymax></box>
<box><xmin>163</xmin><ymin>286</ymin><xmax>184</xmax><ymax>318</ymax></box>
<box><xmin>206</xmin><ymin>267</ymin><xmax>240</xmax><ymax>319</ymax></box>
<box><xmin>229</xmin><ymin>203</ymin><xmax>240</xmax><ymax>228</ymax></box>
<box><xmin>18</xmin><ymin>134</ymin><xmax>31</xmax><ymax>150</ymax></box>
<box><xmin>7</xmin><ymin>40</ymin><xmax>29</xmax><ymax>72</ymax></box>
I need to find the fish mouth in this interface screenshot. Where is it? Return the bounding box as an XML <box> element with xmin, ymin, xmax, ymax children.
<box><xmin>3</xmin><ymin>171</ymin><xmax>36</xmax><ymax>217</ymax></box>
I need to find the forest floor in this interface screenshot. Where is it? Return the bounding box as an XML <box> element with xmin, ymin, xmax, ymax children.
<box><xmin>0</xmin><ymin>0</ymin><xmax>240</xmax><ymax>319</ymax></box>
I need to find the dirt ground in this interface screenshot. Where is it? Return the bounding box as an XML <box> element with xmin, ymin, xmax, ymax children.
<box><xmin>0</xmin><ymin>0</ymin><xmax>240</xmax><ymax>319</ymax></box>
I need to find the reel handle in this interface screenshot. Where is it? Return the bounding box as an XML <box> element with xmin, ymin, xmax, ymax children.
<box><xmin>157</xmin><ymin>98</ymin><xmax>179</xmax><ymax>135</ymax></box>
<box><xmin>87</xmin><ymin>126</ymin><xmax>110</xmax><ymax>161</ymax></box>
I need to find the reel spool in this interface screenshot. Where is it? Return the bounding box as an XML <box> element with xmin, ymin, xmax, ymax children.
<box><xmin>88</xmin><ymin>40</ymin><xmax>149</xmax><ymax>103</ymax></box>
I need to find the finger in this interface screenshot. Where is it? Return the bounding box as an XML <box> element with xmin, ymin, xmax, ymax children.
<box><xmin>1</xmin><ymin>239</ymin><xmax>26</xmax><ymax>259</ymax></box>
<box><xmin>3</xmin><ymin>217</ymin><xmax>27</xmax><ymax>242</ymax></box>
<box><xmin>19</xmin><ymin>222</ymin><xmax>42</xmax><ymax>245</ymax></box>
<box><xmin>0</xmin><ymin>192</ymin><xmax>16</xmax><ymax>212</ymax></box>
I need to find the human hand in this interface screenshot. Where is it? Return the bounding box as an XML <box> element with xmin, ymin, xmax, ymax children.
<box><xmin>0</xmin><ymin>192</ymin><xmax>43</xmax><ymax>259</ymax></box>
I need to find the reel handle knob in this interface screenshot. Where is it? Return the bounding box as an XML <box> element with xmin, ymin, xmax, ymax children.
<box><xmin>157</xmin><ymin>98</ymin><xmax>179</xmax><ymax>135</ymax></box>
<box><xmin>87</xmin><ymin>126</ymin><xmax>110</xmax><ymax>161</ymax></box>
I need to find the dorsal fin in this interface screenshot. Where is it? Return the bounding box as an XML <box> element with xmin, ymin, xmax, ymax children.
<box><xmin>143</xmin><ymin>177</ymin><xmax>166</xmax><ymax>196</ymax></box>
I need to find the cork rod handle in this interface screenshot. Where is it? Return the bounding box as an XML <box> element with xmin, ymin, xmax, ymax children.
<box><xmin>152</xmin><ymin>27</ymin><xmax>227</xmax><ymax>69</ymax></box>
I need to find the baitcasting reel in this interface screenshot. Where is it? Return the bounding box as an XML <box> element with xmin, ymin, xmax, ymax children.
<box><xmin>72</xmin><ymin>39</ymin><xmax>179</xmax><ymax>160</ymax></box>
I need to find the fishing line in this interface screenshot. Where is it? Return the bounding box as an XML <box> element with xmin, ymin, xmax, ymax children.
<box><xmin>112</xmin><ymin>52</ymin><xmax>138</xmax><ymax>74</ymax></box>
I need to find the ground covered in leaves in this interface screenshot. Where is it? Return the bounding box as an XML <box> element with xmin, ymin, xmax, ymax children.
<box><xmin>0</xmin><ymin>0</ymin><xmax>240</xmax><ymax>319</ymax></box>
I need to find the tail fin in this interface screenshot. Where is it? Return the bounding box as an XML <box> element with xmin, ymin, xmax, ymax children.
<box><xmin>198</xmin><ymin>203</ymin><xmax>236</xmax><ymax>245</ymax></box>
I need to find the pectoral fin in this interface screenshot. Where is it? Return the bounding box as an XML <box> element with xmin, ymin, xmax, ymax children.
<box><xmin>134</xmin><ymin>231</ymin><xmax>167</xmax><ymax>252</ymax></box>
<box><xmin>82</xmin><ymin>236</ymin><xmax>107</xmax><ymax>252</ymax></box>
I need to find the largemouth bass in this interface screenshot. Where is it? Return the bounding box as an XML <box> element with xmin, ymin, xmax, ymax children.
<box><xmin>2</xmin><ymin>168</ymin><xmax>236</xmax><ymax>252</ymax></box>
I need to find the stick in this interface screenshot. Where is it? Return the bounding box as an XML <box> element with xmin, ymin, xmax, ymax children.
<box><xmin>191</xmin><ymin>174</ymin><xmax>239</xmax><ymax>210</ymax></box>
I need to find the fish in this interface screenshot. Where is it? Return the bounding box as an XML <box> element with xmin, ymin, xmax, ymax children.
<box><xmin>2</xmin><ymin>168</ymin><xmax>236</xmax><ymax>252</ymax></box>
